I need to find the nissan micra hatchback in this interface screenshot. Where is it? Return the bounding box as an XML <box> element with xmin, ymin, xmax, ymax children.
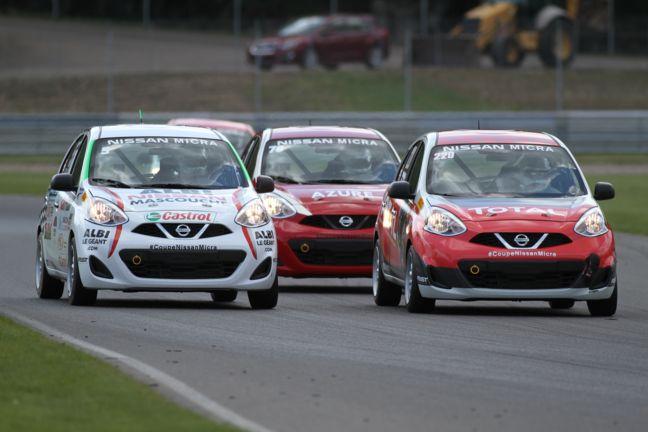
<box><xmin>36</xmin><ymin>124</ymin><xmax>278</xmax><ymax>309</ymax></box>
<box><xmin>373</xmin><ymin>130</ymin><xmax>617</xmax><ymax>316</ymax></box>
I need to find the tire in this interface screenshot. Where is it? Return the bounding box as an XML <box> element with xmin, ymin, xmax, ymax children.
<box><xmin>549</xmin><ymin>299</ymin><xmax>575</xmax><ymax>309</ymax></box>
<box><xmin>372</xmin><ymin>243</ymin><xmax>401</xmax><ymax>306</ymax></box>
<box><xmin>587</xmin><ymin>284</ymin><xmax>617</xmax><ymax>317</ymax></box>
<box><xmin>538</xmin><ymin>18</ymin><xmax>575</xmax><ymax>68</ymax></box>
<box><xmin>365</xmin><ymin>44</ymin><xmax>384</xmax><ymax>69</ymax></box>
<box><xmin>404</xmin><ymin>248</ymin><xmax>435</xmax><ymax>313</ymax></box>
<box><xmin>491</xmin><ymin>34</ymin><xmax>525</xmax><ymax>68</ymax></box>
<box><xmin>210</xmin><ymin>290</ymin><xmax>238</xmax><ymax>303</ymax></box>
<box><xmin>300</xmin><ymin>47</ymin><xmax>318</xmax><ymax>70</ymax></box>
<box><xmin>35</xmin><ymin>233</ymin><xmax>64</xmax><ymax>299</ymax></box>
<box><xmin>248</xmin><ymin>276</ymin><xmax>278</xmax><ymax>309</ymax></box>
<box><xmin>67</xmin><ymin>239</ymin><xmax>97</xmax><ymax>306</ymax></box>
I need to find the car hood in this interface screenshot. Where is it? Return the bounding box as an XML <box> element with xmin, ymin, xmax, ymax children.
<box><xmin>87</xmin><ymin>186</ymin><xmax>254</xmax><ymax>216</ymax></box>
<box><xmin>428</xmin><ymin>195</ymin><xmax>597</xmax><ymax>223</ymax></box>
<box><xmin>276</xmin><ymin>183</ymin><xmax>387</xmax><ymax>215</ymax></box>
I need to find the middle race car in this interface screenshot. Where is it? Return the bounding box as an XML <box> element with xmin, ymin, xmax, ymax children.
<box><xmin>373</xmin><ymin>130</ymin><xmax>618</xmax><ymax>316</ymax></box>
<box><xmin>242</xmin><ymin>126</ymin><xmax>400</xmax><ymax>278</ymax></box>
<box><xmin>36</xmin><ymin>124</ymin><xmax>279</xmax><ymax>309</ymax></box>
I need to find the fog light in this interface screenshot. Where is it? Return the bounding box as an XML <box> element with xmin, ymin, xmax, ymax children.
<box><xmin>132</xmin><ymin>255</ymin><xmax>142</xmax><ymax>266</ymax></box>
<box><xmin>300</xmin><ymin>243</ymin><xmax>310</xmax><ymax>253</ymax></box>
<box><xmin>470</xmin><ymin>265</ymin><xmax>480</xmax><ymax>275</ymax></box>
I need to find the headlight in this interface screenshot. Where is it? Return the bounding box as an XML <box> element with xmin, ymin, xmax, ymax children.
<box><xmin>235</xmin><ymin>199</ymin><xmax>270</xmax><ymax>228</ymax></box>
<box><xmin>86</xmin><ymin>196</ymin><xmax>128</xmax><ymax>226</ymax></box>
<box><xmin>574</xmin><ymin>207</ymin><xmax>608</xmax><ymax>237</ymax></box>
<box><xmin>423</xmin><ymin>207</ymin><xmax>466</xmax><ymax>236</ymax></box>
<box><xmin>260</xmin><ymin>193</ymin><xmax>296</xmax><ymax>219</ymax></box>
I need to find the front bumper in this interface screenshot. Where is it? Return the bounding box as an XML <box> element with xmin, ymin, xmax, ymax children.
<box><xmin>275</xmin><ymin>218</ymin><xmax>374</xmax><ymax>278</ymax></box>
<box><xmin>76</xmin><ymin>218</ymin><xmax>277</xmax><ymax>291</ymax></box>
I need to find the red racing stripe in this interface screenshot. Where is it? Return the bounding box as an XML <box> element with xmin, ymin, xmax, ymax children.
<box><xmin>108</xmin><ymin>225</ymin><xmax>122</xmax><ymax>258</ymax></box>
<box><xmin>98</xmin><ymin>187</ymin><xmax>125</xmax><ymax>258</ymax></box>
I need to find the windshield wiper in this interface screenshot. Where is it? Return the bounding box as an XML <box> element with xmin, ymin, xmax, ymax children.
<box><xmin>90</xmin><ymin>178</ymin><xmax>133</xmax><ymax>188</ymax></box>
<box><xmin>310</xmin><ymin>179</ymin><xmax>375</xmax><ymax>185</ymax></box>
<box><xmin>271</xmin><ymin>176</ymin><xmax>300</xmax><ymax>184</ymax></box>
<box><xmin>137</xmin><ymin>183</ymin><xmax>212</xmax><ymax>189</ymax></box>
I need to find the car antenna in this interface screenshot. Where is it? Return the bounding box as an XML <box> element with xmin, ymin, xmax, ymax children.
<box><xmin>138</xmin><ymin>109</ymin><xmax>144</xmax><ymax>124</ymax></box>
<box><xmin>308</xmin><ymin>119</ymin><xmax>312</xmax><ymax>126</ymax></box>
<box><xmin>477</xmin><ymin>119</ymin><xmax>481</xmax><ymax>130</ymax></box>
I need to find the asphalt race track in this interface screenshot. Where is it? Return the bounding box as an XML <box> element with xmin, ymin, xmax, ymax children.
<box><xmin>2</xmin><ymin>195</ymin><xmax>647</xmax><ymax>432</ymax></box>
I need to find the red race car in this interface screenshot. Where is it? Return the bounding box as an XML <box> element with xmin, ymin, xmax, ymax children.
<box><xmin>247</xmin><ymin>15</ymin><xmax>389</xmax><ymax>70</ymax></box>
<box><xmin>241</xmin><ymin>126</ymin><xmax>400</xmax><ymax>278</ymax></box>
<box><xmin>373</xmin><ymin>130</ymin><xmax>618</xmax><ymax>316</ymax></box>
<box><xmin>168</xmin><ymin>118</ymin><xmax>255</xmax><ymax>153</ymax></box>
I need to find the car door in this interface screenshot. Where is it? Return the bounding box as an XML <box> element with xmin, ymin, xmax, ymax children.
<box><xmin>344</xmin><ymin>16</ymin><xmax>370</xmax><ymax>61</ymax></box>
<box><xmin>382</xmin><ymin>144</ymin><xmax>416</xmax><ymax>271</ymax></box>
<box><xmin>46</xmin><ymin>134</ymin><xmax>86</xmax><ymax>272</ymax></box>
<box><xmin>314</xmin><ymin>18</ymin><xmax>347</xmax><ymax>63</ymax></box>
<box><xmin>393</xmin><ymin>141</ymin><xmax>425</xmax><ymax>277</ymax></box>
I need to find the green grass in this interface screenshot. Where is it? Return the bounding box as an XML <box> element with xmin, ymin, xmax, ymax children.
<box><xmin>0</xmin><ymin>171</ymin><xmax>53</xmax><ymax>196</ymax></box>
<box><xmin>0</xmin><ymin>154</ymin><xmax>61</xmax><ymax>164</ymax></box>
<box><xmin>587</xmin><ymin>174</ymin><xmax>648</xmax><ymax>236</ymax></box>
<box><xmin>575</xmin><ymin>153</ymin><xmax>648</xmax><ymax>165</ymax></box>
<box><xmin>2</xmin><ymin>68</ymin><xmax>648</xmax><ymax>112</ymax></box>
<box><xmin>0</xmin><ymin>316</ymin><xmax>237</xmax><ymax>432</ymax></box>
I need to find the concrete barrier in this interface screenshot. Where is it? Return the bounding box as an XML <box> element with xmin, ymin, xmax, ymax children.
<box><xmin>1</xmin><ymin>111</ymin><xmax>647</xmax><ymax>155</ymax></box>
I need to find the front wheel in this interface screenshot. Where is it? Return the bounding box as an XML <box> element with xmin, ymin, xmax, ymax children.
<box><xmin>587</xmin><ymin>284</ymin><xmax>617</xmax><ymax>317</ymax></box>
<box><xmin>365</xmin><ymin>45</ymin><xmax>384</xmax><ymax>69</ymax></box>
<box><xmin>300</xmin><ymin>47</ymin><xmax>319</xmax><ymax>70</ymax></box>
<box><xmin>404</xmin><ymin>248</ymin><xmax>435</xmax><ymax>313</ymax></box>
<box><xmin>35</xmin><ymin>233</ymin><xmax>64</xmax><ymax>299</ymax></box>
<box><xmin>372</xmin><ymin>243</ymin><xmax>401</xmax><ymax>306</ymax></box>
<box><xmin>248</xmin><ymin>276</ymin><xmax>278</xmax><ymax>309</ymax></box>
<box><xmin>211</xmin><ymin>290</ymin><xmax>238</xmax><ymax>302</ymax></box>
<box><xmin>67</xmin><ymin>239</ymin><xmax>97</xmax><ymax>306</ymax></box>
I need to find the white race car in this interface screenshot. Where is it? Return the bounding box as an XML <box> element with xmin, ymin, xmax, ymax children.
<box><xmin>36</xmin><ymin>124</ymin><xmax>278</xmax><ymax>309</ymax></box>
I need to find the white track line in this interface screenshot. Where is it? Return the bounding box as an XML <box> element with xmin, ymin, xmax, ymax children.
<box><xmin>3</xmin><ymin>310</ymin><xmax>275</xmax><ymax>432</ymax></box>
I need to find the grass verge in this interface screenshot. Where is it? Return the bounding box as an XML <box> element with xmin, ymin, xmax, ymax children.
<box><xmin>1</xmin><ymin>68</ymin><xmax>648</xmax><ymax>112</ymax></box>
<box><xmin>587</xmin><ymin>174</ymin><xmax>648</xmax><ymax>236</ymax></box>
<box><xmin>0</xmin><ymin>315</ymin><xmax>236</xmax><ymax>432</ymax></box>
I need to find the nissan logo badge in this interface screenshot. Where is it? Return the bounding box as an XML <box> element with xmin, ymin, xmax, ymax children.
<box><xmin>339</xmin><ymin>216</ymin><xmax>354</xmax><ymax>228</ymax></box>
<box><xmin>514</xmin><ymin>234</ymin><xmax>530</xmax><ymax>247</ymax></box>
<box><xmin>175</xmin><ymin>224</ymin><xmax>191</xmax><ymax>237</ymax></box>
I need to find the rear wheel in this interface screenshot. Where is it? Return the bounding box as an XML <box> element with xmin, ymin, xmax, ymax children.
<box><xmin>210</xmin><ymin>290</ymin><xmax>238</xmax><ymax>303</ymax></box>
<box><xmin>372</xmin><ymin>243</ymin><xmax>401</xmax><ymax>306</ymax></box>
<box><xmin>248</xmin><ymin>276</ymin><xmax>278</xmax><ymax>309</ymax></box>
<box><xmin>587</xmin><ymin>284</ymin><xmax>617</xmax><ymax>317</ymax></box>
<box><xmin>549</xmin><ymin>300</ymin><xmax>575</xmax><ymax>309</ymax></box>
<box><xmin>491</xmin><ymin>34</ymin><xmax>525</xmax><ymax>68</ymax></box>
<box><xmin>365</xmin><ymin>45</ymin><xmax>384</xmax><ymax>69</ymax></box>
<box><xmin>67</xmin><ymin>239</ymin><xmax>97</xmax><ymax>306</ymax></box>
<box><xmin>35</xmin><ymin>233</ymin><xmax>64</xmax><ymax>299</ymax></box>
<box><xmin>538</xmin><ymin>18</ymin><xmax>575</xmax><ymax>68</ymax></box>
<box><xmin>300</xmin><ymin>47</ymin><xmax>319</xmax><ymax>70</ymax></box>
<box><xmin>404</xmin><ymin>248</ymin><xmax>435</xmax><ymax>313</ymax></box>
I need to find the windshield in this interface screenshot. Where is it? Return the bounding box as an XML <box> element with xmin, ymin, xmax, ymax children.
<box><xmin>89</xmin><ymin>136</ymin><xmax>248</xmax><ymax>189</ymax></box>
<box><xmin>278</xmin><ymin>16</ymin><xmax>325</xmax><ymax>37</ymax></box>
<box><xmin>427</xmin><ymin>144</ymin><xmax>587</xmax><ymax>198</ymax></box>
<box><xmin>261</xmin><ymin>137</ymin><xmax>399</xmax><ymax>184</ymax></box>
<box><xmin>218</xmin><ymin>129</ymin><xmax>253</xmax><ymax>153</ymax></box>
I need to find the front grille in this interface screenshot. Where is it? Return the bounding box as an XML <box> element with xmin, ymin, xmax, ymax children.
<box><xmin>300</xmin><ymin>215</ymin><xmax>377</xmax><ymax>230</ymax></box>
<box><xmin>470</xmin><ymin>233</ymin><xmax>572</xmax><ymax>249</ymax></box>
<box><xmin>460</xmin><ymin>260</ymin><xmax>585</xmax><ymax>289</ymax></box>
<box><xmin>131</xmin><ymin>223</ymin><xmax>231</xmax><ymax>239</ymax></box>
<box><xmin>119</xmin><ymin>249</ymin><xmax>246</xmax><ymax>279</ymax></box>
<box><xmin>289</xmin><ymin>238</ymin><xmax>373</xmax><ymax>266</ymax></box>
<box><xmin>132</xmin><ymin>224</ymin><xmax>166</xmax><ymax>238</ymax></box>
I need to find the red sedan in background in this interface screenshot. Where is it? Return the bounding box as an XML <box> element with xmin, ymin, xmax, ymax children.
<box><xmin>168</xmin><ymin>118</ymin><xmax>255</xmax><ymax>153</ymax></box>
<box><xmin>247</xmin><ymin>15</ymin><xmax>389</xmax><ymax>70</ymax></box>
<box><xmin>242</xmin><ymin>126</ymin><xmax>400</xmax><ymax>278</ymax></box>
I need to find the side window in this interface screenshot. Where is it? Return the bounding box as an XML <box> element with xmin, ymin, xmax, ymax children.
<box><xmin>70</xmin><ymin>136</ymin><xmax>88</xmax><ymax>187</ymax></box>
<box><xmin>240</xmin><ymin>136</ymin><xmax>256</xmax><ymax>162</ymax></box>
<box><xmin>407</xmin><ymin>142</ymin><xmax>426</xmax><ymax>191</ymax></box>
<box><xmin>59</xmin><ymin>135</ymin><xmax>84</xmax><ymax>174</ymax></box>
<box><xmin>397</xmin><ymin>143</ymin><xmax>420</xmax><ymax>182</ymax></box>
<box><xmin>245</xmin><ymin>138</ymin><xmax>261</xmax><ymax>175</ymax></box>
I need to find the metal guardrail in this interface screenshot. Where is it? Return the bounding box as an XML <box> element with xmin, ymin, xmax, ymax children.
<box><xmin>1</xmin><ymin>111</ymin><xmax>647</xmax><ymax>155</ymax></box>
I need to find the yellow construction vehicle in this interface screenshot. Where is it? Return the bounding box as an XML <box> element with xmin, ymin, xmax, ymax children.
<box><xmin>451</xmin><ymin>0</ymin><xmax>580</xmax><ymax>67</ymax></box>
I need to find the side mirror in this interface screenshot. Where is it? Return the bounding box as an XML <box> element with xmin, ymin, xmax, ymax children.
<box><xmin>593</xmin><ymin>182</ymin><xmax>615</xmax><ymax>201</ymax></box>
<box><xmin>50</xmin><ymin>173</ymin><xmax>76</xmax><ymax>192</ymax></box>
<box><xmin>387</xmin><ymin>181</ymin><xmax>413</xmax><ymax>200</ymax></box>
<box><xmin>255</xmin><ymin>175</ymin><xmax>275</xmax><ymax>194</ymax></box>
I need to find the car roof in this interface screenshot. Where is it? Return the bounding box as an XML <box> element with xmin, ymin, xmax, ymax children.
<box><xmin>95</xmin><ymin>124</ymin><xmax>225</xmax><ymax>140</ymax></box>
<box><xmin>269</xmin><ymin>126</ymin><xmax>382</xmax><ymax>140</ymax></box>
<box><xmin>167</xmin><ymin>118</ymin><xmax>255</xmax><ymax>134</ymax></box>
<box><xmin>435</xmin><ymin>130</ymin><xmax>559</xmax><ymax>146</ymax></box>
